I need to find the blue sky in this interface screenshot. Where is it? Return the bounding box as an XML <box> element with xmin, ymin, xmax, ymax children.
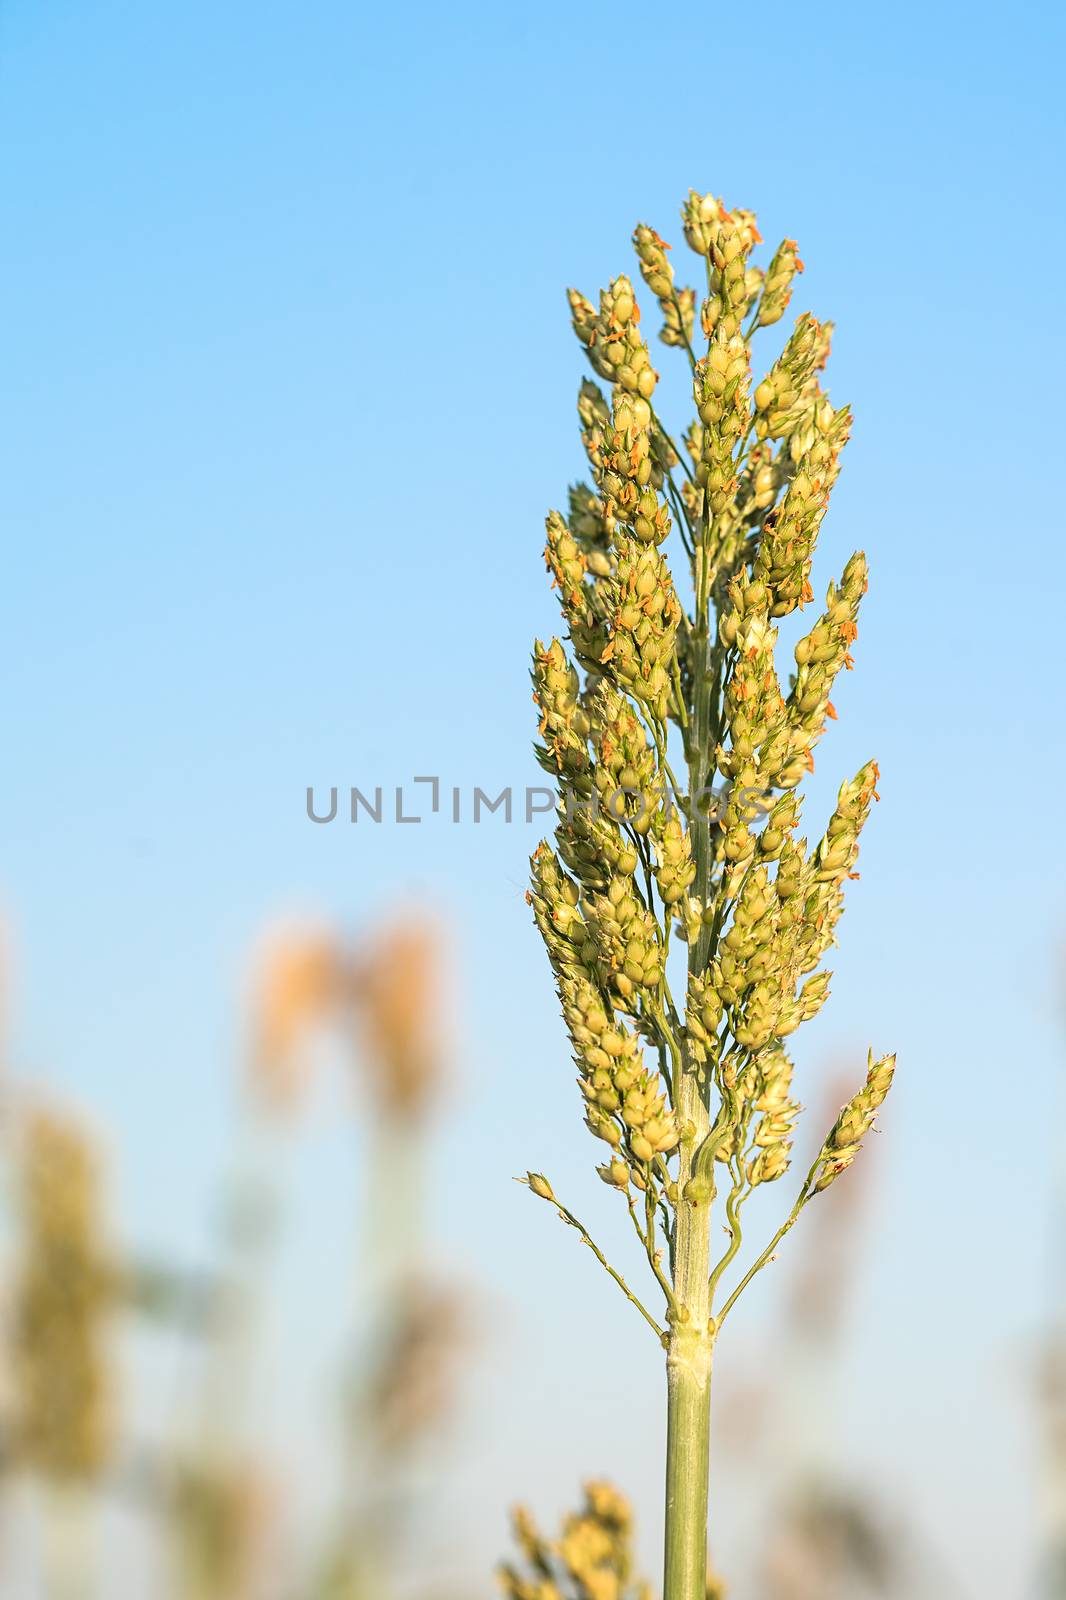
<box><xmin>2</xmin><ymin>0</ymin><xmax>1065</xmax><ymax>1593</ymax></box>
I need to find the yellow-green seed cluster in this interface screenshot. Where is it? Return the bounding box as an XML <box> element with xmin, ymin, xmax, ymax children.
<box><xmin>529</xmin><ymin>843</ymin><xmax>679</xmax><ymax>1177</ymax></box>
<box><xmin>756</xmin><ymin>238</ymin><xmax>804</xmax><ymax>329</ymax></box>
<box><xmin>695</xmin><ymin>335</ymin><xmax>752</xmax><ymax>518</ymax></box>
<box><xmin>526</xmin><ymin>185</ymin><xmax>893</xmax><ymax>1352</ymax></box>
<box><xmin>568</xmin><ymin>277</ymin><xmax>658</xmax><ymax>399</ymax></box>
<box><xmin>533</xmin><ymin>638</ymin><xmax>591</xmax><ymax>782</ymax></box>
<box><xmin>601</xmin><ymin>540</ymin><xmax>682</xmax><ymax>720</ymax></box>
<box><xmin>753</xmin><ymin>312</ymin><xmax>833</xmax><ymax>443</ymax></box>
<box><xmin>699</xmin><ymin>759</ymin><xmax>881</xmax><ymax>1059</ymax></box>
<box><xmin>544</xmin><ymin>509</ymin><xmax>611</xmax><ymax>675</ymax></box>
<box><xmin>499</xmin><ymin>1481</ymin><xmax>653</xmax><ymax>1600</ymax></box>
<box><xmin>633</xmin><ymin>222</ymin><xmax>697</xmax><ymax>353</ymax></box>
<box><xmin>13</xmin><ymin>1112</ymin><xmax>113</xmax><ymax>1481</ymax></box>
<box><xmin>592</xmin><ymin>686</ymin><xmax>660</xmax><ymax>832</ymax></box>
<box><xmin>814</xmin><ymin>1051</ymin><xmax>896</xmax><ymax>1191</ymax></box>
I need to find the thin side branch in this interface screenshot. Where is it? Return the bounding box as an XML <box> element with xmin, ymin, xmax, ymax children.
<box><xmin>518</xmin><ymin>1177</ymin><xmax>668</xmax><ymax>1344</ymax></box>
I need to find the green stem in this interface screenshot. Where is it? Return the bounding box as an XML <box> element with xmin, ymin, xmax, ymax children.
<box><xmin>664</xmin><ymin>1321</ymin><xmax>714</xmax><ymax>1600</ymax></box>
<box><xmin>716</xmin><ymin>1156</ymin><xmax>820</xmax><ymax>1325</ymax></box>
<box><xmin>664</xmin><ymin>592</ymin><xmax>718</xmax><ymax>1600</ymax></box>
<box><xmin>667</xmin><ymin>285</ymin><xmax>699</xmax><ymax>371</ymax></box>
<box><xmin>43</xmin><ymin>1485</ymin><xmax>95</xmax><ymax>1600</ymax></box>
<box><xmin>708</xmin><ymin>1168</ymin><xmax>749</xmax><ymax>1303</ymax></box>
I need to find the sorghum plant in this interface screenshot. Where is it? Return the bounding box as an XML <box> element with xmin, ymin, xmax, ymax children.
<box><xmin>13</xmin><ymin>1110</ymin><xmax>113</xmax><ymax>1483</ymax></box>
<box><xmin>524</xmin><ymin>189</ymin><xmax>894</xmax><ymax>1600</ymax></box>
<box><xmin>11</xmin><ymin>1109</ymin><xmax>114</xmax><ymax>1600</ymax></box>
<box><xmin>499</xmin><ymin>1481</ymin><xmax>653</xmax><ymax>1600</ymax></box>
<box><xmin>499</xmin><ymin>1480</ymin><xmax>728</xmax><ymax>1600</ymax></box>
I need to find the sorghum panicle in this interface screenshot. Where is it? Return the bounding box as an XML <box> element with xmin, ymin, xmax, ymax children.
<box><xmin>521</xmin><ymin>186</ymin><xmax>895</xmax><ymax>1600</ymax></box>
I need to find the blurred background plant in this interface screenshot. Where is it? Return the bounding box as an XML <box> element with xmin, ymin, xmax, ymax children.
<box><xmin>0</xmin><ymin>897</ymin><xmax>1052</xmax><ymax>1600</ymax></box>
<box><xmin>0</xmin><ymin>911</ymin><xmax>468</xmax><ymax>1600</ymax></box>
<box><xmin>1040</xmin><ymin>1322</ymin><xmax>1066</xmax><ymax>1600</ymax></box>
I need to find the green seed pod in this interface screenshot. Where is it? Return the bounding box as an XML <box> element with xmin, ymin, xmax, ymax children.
<box><xmin>532</xmin><ymin>638</ymin><xmax>592</xmax><ymax>780</ymax></box>
<box><xmin>633</xmin><ymin>222</ymin><xmax>675</xmax><ymax>298</ymax></box>
<box><xmin>558</xmin><ymin>800</ymin><xmax>640</xmax><ymax>889</ymax></box>
<box><xmin>814</xmin><ymin>1051</ymin><xmax>895</xmax><ymax>1192</ymax></box>
<box><xmin>585</xmin><ymin>1104</ymin><xmax>623</xmax><ymax>1146</ymax></box>
<box><xmin>753</xmin><ymin>312</ymin><xmax>830</xmax><ymax>442</ymax></box>
<box><xmin>598</xmin><ymin>538</ymin><xmax>682</xmax><ymax>721</ymax></box>
<box><xmin>652</xmin><ymin>812</ymin><xmax>696</xmax><ymax>904</ymax></box>
<box><xmin>749</xmin><ymin>1144</ymin><xmax>789</xmax><ymax>1185</ymax></box>
<box><xmin>682</xmin><ymin>189</ymin><xmax>721</xmax><ymax>255</ymax></box>
<box><xmin>756</xmin><ymin>238</ymin><xmax>804</xmax><ymax>328</ymax></box>
<box><xmin>598</xmin><ymin>1159</ymin><xmax>631</xmax><ymax>1189</ymax></box>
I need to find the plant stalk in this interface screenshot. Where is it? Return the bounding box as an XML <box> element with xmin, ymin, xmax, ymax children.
<box><xmin>664</xmin><ymin>1319</ymin><xmax>714</xmax><ymax>1600</ymax></box>
<box><xmin>664</xmin><ymin>582</ymin><xmax>718</xmax><ymax>1600</ymax></box>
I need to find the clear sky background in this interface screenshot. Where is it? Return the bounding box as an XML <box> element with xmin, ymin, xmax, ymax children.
<box><xmin>2</xmin><ymin>1</ymin><xmax>1066</xmax><ymax>1594</ymax></box>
